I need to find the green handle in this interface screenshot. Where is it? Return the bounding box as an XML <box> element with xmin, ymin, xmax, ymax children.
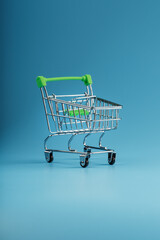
<box><xmin>36</xmin><ymin>74</ymin><xmax>92</xmax><ymax>88</ymax></box>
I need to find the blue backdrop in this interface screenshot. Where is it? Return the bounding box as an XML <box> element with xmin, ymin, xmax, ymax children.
<box><xmin>1</xmin><ymin>0</ymin><xmax>160</xmax><ymax>240</ymax></box>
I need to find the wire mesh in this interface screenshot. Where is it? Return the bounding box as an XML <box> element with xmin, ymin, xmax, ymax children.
<box><xmin>41</xmin><ymin>87</ymin><xmax>122</xmax><ymax>134</ymax></box>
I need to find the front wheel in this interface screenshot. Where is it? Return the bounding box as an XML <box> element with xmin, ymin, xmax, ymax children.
<box><xmin>108</xmin><ymin>152</ymin><xmax>116</xmax><ymax>165</ymax></box>
<box><xmin>80</xmin><ymin>155</ymin><xmax>89</xmax><ymax>168</ymax></box>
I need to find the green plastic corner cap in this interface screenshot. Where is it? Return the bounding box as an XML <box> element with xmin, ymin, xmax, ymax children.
<box><xmin>36</xmin><ymin>74</ymin><xmax>92</xmax><ymax>88</ymax></box>
<box><xmin>36</xmin><ymin>76</ymin><xmax>47</xmax><ymax>88</ymax></box>
<box><xmin>82</xmin><ymin>75</ymin><xmax>92</xmax><ymax>86</ymax></box>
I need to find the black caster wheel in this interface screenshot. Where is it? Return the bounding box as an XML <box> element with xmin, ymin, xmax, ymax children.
<box><xmin>108</xmin><ymin>152</ymin><xmax>116</xmax><ymax>165</ymax></box>
<box><xmin>80</xmin><ymin>155</ymin><xmax>89</xmax><ymax>168</ymax></box>
<box><xmin>45</xmin><ymin>150</ymin><xmax>54</xmax><ymax>163</ymax></box>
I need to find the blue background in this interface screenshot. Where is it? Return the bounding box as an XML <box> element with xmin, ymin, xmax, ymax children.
<box><xmin>1</xmin><ymin>0</ymin><xmax>160</xmax><ymax>239</ymax></box>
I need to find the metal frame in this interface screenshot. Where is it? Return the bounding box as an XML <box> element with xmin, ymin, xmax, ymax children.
<box><xmin>40</xmin><ymin>83</ymin><xmax>122</xmax><ymax>162</ymax></box>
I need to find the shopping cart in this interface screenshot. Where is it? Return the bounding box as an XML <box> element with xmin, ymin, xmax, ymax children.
<box><xmin>36</xmin><ymin>75</ymin><xmax>122</xmax><ymax>167</ymax></box>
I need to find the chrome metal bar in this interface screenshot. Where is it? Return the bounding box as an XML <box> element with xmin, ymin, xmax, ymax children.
<box><xmin>84</xmin><ymin>109</ymin><xmax>89</xmax><ymax>128</ymax></box>
<box><xmin>78</xmin><ymin>107</ymin><xmax>83</xmax><ymax>129</ymax></box>
<box><xmin>68</xmin><ymin>134</ymin><xmax>77</xmax><ymax>151</ymax></box>
<box><xmin>47</xmin><ymin>127</ymin><xmax>117</xmax><ymax>136</ymax></box>
<box><xmin>116</xmin><ymin>109</ymin><xmax>117</xmax><ymax>128</ymax></box>
<box><xmin>112</xmin><ymin>109</ymin><xmax>113</xmax><ymax>129</ymax></box>
<box><xmin>47</xmin><ymin>113</ymin><xmax>91</xmax><ymax>121</ymax></box>
<box><xmin>97</xmin><ymin>97</ymin><xmax>122</xmax><ymax>107</ymax></box>
<box><xmin>99</xmin><ymin>131</ymin><xmax>106</xmax><ymax>148</ymax></box>
<box><xmin>56</xmin><ymin>94</ymin><xmax>85</xmax><ymax>97</ymax></box>
<box><xmin>62</xmin><ymin>103</ymin><xmax>67</xmax><ymax>130</ymax></box>
<box><xmin>66</xmin><ymin>104</ymin><xmax>73</xmax><ymax>130</ymax></box>
<box><xmin>90</xmin><ymin>150</ymin><xmax>114</xmax><ymax>154</ymax></box>
<box><xmin>52</xmin><ymin>149</ymin><xmax>87</xmax><ymax>154</ymax></box>
<box><xmin>92</xmin><ymin>118</ymin><xmax>121</xmax><ymax>122</ymax></box>
<box><xmin>83</xmin><ymin>133</ymin><xmax>91</xmax><ymax>146</ymax></box>
<box><xmin>83</xmin><ymin>145</ymin><xmax>107</xmax><ymax>151</ymax></box>
<box><xmin>40</xmin><ymin>88</ymin><xmax>51</xmax><ymax>132</ymax></box>
<box><xmin>72</xmin><ymin>95</ymin><xmax>96</xmax><ymax>100</ymax></box>
<box><xmin>116</xmin><ymin>109</ymin><xmax>119</xmax><ymax>128</ymax></box>
<box><xmin>48</xmin><ymin>98</ymin><xmax>91</xmax><ymax>110</ymax></box>
<box><xmin>95</xmin><ymin>106</ymin><xmax>122</xmax><ymax>110</ymax></box>
<box><xmin>43</xmin><ymin>86</ymin><xmax>58</xmax><ymax>132</ymax></box>
<box><xmin>98</xmin><ymin>101</ymin><xmax>102</xmax><ymax>129</ymax></box>
<box><xmin>61</xmin><ymin>120</ymin><xmax>91</xmax><ymax>125</ymax></box>
<box><xmin>102</xmin><ymin>102</ymin><xmax>105</xmax><ymax>129</ymax></box>
<box><xmin>72</xmin><ymin>105</ymin><xmax>78</xmax><ymax>129</ymax></box>
<box><xmin>93</xmin><ymin>98</ymin><xmax>98</xmax><ymax>129</ymax></box>
<box><xmin>72</xmin><ymin>99</ymin><xmax>87</xmax><ymax>103</ymax></box>
<box><xmin>86</xmin><ymin>86</ymin><xmax>89</xmax><ymax>95</ymax></box>
<box><xmin>55</xmin><ymin>102</ymin><xmax>61</xmax><ymax>131</ymax></box>
<box><xmin>107</xmin><ymin>104</ymin><xmax>109</xmax><ymax>129</ymax></box>
<box><xmin>89</xmin><ymin>85</ymin><xmax>93</xmax><ymax>96</ymax></box>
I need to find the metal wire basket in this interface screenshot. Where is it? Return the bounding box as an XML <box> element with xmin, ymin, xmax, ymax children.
<box><xmin>37</xmin><ymin>75</ymin><xmax>122</xmax><ymax>167</ymax></box>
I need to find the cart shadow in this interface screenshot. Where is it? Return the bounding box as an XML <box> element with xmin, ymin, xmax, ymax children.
<box><xmin>95</xmin><ymin>162</ymin><xmax>124</xmax><ymax>166</ymax></box>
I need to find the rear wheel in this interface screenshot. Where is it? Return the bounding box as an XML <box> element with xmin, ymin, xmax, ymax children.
<box><xmin>45</xmin><ymin>151</ymin><xmax>54</xmax><ymax>163</ymax></box>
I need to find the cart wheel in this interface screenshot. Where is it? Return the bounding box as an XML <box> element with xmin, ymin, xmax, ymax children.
<box><xmin>108</xmin><ymin>152</ymin><xmax>116</xmax><ymax>165</ymax></box>
<box><xmin>45</xmin><ymin>151</ymin><xmax>54</xmax><ymax>163</ymax></box>
<box><xmin>80</xmin><ymin>155</ymin><xmax>89</xmax><ymax>168</ymax></box>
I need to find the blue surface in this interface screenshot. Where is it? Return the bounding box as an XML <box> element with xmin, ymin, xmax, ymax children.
<box><xmin>1</xmin><ymin>0</ymin><xmax>160</xmax><ymax>239</ymax></box>
<box><xmin>1</xmin><ymin>159</ymin><xmax>160</xmax><ymax>240</ymax></box>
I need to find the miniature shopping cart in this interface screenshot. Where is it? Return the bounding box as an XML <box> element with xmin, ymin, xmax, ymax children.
<box><xmin>36</xmin><ymin>74</ymin><xmax>122</xmax><ymax>168</ymax></box>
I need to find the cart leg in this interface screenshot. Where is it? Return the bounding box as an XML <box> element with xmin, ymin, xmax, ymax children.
<box><xmin>99</xmin><ymin>132</ymin><xmax>106</xmax><ymax>149</ymax></box>
<box><xmin>83</xmin><ymin>132</ymin><xmax>107</xmax><ymax>150</ymax></box>
<box><xmin>68</xmin><ymin>134</ymin><xmax>77</xmax><ymax>151</ymax></box>
<box><xmin>83</xmin><ymin>133</ymin><xmax>91</xmax><ymax>148</ymax></box>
